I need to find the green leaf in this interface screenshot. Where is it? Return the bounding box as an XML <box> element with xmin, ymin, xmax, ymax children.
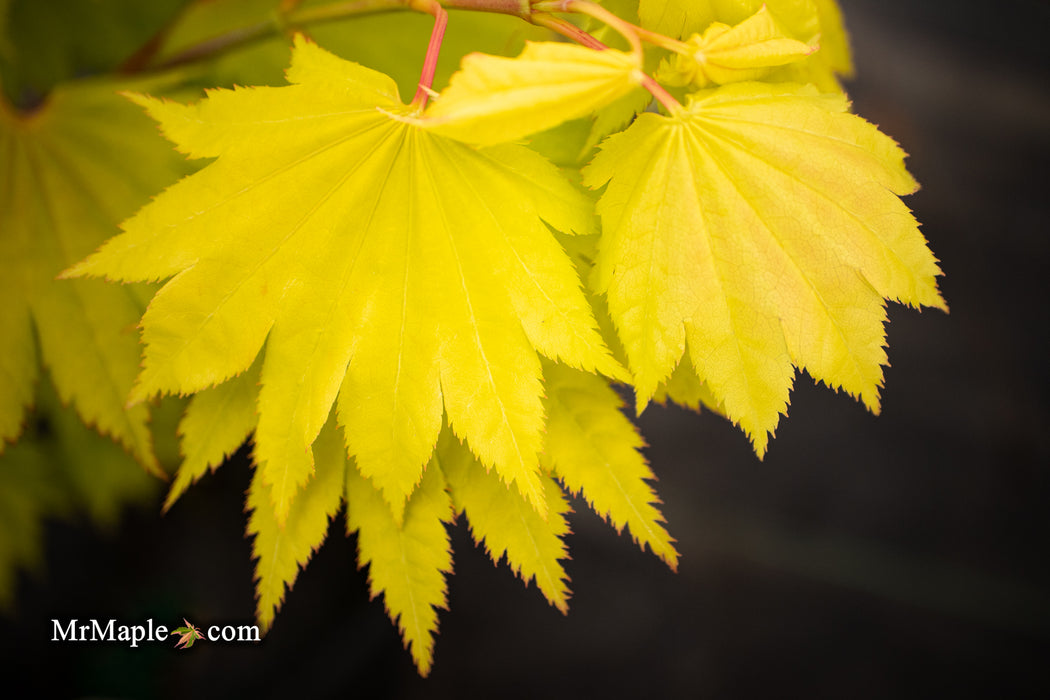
<box><xmin>1</xmin><ymin>74</ymin><xmax>188</xmax><ymax>470</ymax></box>
<box><xmin>346</xmin><ymin>455</ymin><xmax>452</xmax><ymax>677</ymax></box>
<box><xmin>0</xmin><ymin>0</ymin><xmax>182</xmax><ymax>103</ymax></box>
<box><xmin>583</xmin><ymin>82</ymin><xmax>944</xmax><ymax>456</ymax></box>
<box><xmin>248</xmin><ymin>412</ymin><xmax>346</xmax><ymax>631</ymax></box>
<box><xmin>438</xmin><ymin>427</ymin><xmax>572</xmax><ymax>613</ymax></box>
<box><xmin>542</xmin><ymin>361</ymin><xmax>678</xmax><ymax>569</ymax></box>
<box><xmin>0</xmin><ymin>408</ymin><xmax>65</xmax><ymax>609</ymax></box>
<box><xmin>171</xmin><ymin>619</ymin><xmax>204</xmax><ymax>649</ymax></box>
<box><xmin>0</xmin><ymin>378</ymin><xmax>159</xmax><ymax>609</ymax></box>
<box><xmin>67</xmin><ymin>37</ymin><xmax>623</xmax><ymax>524</ymax></box>
<box><xmin>153</xmin><ymin>3</ymin><xmax>548</xmax><ymax>97</ymax></box>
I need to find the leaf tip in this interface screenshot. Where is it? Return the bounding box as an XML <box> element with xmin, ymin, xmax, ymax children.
<box><xmin>750</xmin><ymin>429</ymin><xmax>771</xmax><ymax>459</ymax></box>
<box><xmin>125</xmin><ymin>384</ymin><xmax>152</xmax><ymax>410</ymax></box>
<box><xmin>633</xmin><ymin>391</ymin><xmax>650</xmax><ymax>417</ymax></box>
<box><xmin>601</xmin><ymin>356</ymin><xmax>632</xmax><ymax>385</ymax></box>
<box><xmin>55</xmin><ymin>261</ymin><xmax>84</xmax><ymax>280</ymax></box>
<box><xmin>929</xmin><ymin>289</ymin><xmax>950</xmax><ymax>315</ymax></box>
<box><xmin>119</xmin><ymin>90</ymin><xmax>151</xmax><ymax>108</ymax></box>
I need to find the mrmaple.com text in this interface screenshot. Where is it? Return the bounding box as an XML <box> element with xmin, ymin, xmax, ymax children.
<box><xmin>51</xmin><ymin>618</ymin><xmax>260</xmax><ymax>647</ymax></box>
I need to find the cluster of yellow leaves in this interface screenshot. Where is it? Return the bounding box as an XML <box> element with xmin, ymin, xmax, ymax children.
<box><xmin>66</xmin><ymin>37</ymin><xmax>677</xmax><ymax>674</ymax></box>
<box><xmin>655</xmin><ymin>5</ymin><xmax>816</xmax><ymax>88</ymax></box>
<box><xmin>638</xmin><ymin>0</ymin><xmax>853</xmax><ymax>90</ymax></box>
<box><xmin>400</xmin><ymin>0</ymin><xmax>935</xmax><ymax>662</ymax></box>
<box><xmin>421</xmin><ymin>2</ymin><xmax>943</xmax><ymax>456</ymax></box>
<box><xmin>5</xmin><ymin>0</ymin><xmax>944</xmax><ymax>678</ymax></box>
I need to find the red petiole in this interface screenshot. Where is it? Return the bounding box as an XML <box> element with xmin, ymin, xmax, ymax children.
<box><xmin>410</xmin><ymin>0</ymin><xmax>450</xmax><ymax>109</ymax></box>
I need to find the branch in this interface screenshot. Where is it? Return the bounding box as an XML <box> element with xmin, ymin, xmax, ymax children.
<box><xmin>129</xmin><ymin>0</ymin><xmax>530</xmax><ymax>74</ymax></box>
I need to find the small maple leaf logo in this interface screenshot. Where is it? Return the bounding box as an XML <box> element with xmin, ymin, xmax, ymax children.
<box><xmin>171</xmin><ymin>619</ymin><xmax>204</xmax><ymax>649</ymax></box>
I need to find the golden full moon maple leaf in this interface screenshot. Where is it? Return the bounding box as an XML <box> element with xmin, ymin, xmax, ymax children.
<box><xmin>583</xmin><ymin>83</ymin><xmax>945</xmax><ymax>456</ymax></box>
<box><xmin>67</xmin><ymin>36</ymin><xmax>624</xmax><ymax>523</ymax></box>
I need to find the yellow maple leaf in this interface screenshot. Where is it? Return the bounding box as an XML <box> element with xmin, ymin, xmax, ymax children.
<box><xmin>639</xmin><ymin>0</ymin><xmax>709</xmax><ymax>39</ymax></box>
<box><xmin>652</xmin><ymin>351</ymin><xmax>724</xmax><ymax>416</ymax></box>
<box><xmin>248</xmin><ymin>411</ymin><xmax>346</xmax><ymax>631</ymax></box>
<box><xmin>656</xmin><ymin>5</ymin><xmax>816</xmax><ymax>88</ymax></box>
<box><xmin>1</xmin><ymin>75</ymin><xmax>187</xmax><ymax>472</ymax></box>
<box><xmin>541</xmin><ymin>361</ymin><xmax>678</xmax><ymax>569</ymax></box>
<box><xmin>422</xmin><ymin>41</ymin><xmax>644</xmax><ymax>147</ymax></box>
<box><xmin>345</xmin><ymin>456</ymin><xmax>452</xmax><ymax>677</ymax></box>
<box><xmin>66</xmin><ymin>36</ymin><xmax>624</xmax><ymax>523</ymax></box>
<box><xmin>583</xmin><ymin>83</ymin><xmax>945</xmax><ymax>456</ymax></box>
<box><xmin>438</xmin><ymin>426</ymin><xmax>572</xmax><ymax>613</ymax></box>
<box><xmin>640</xmin><ymin>0</ymin><xmax>850</xmax><ymax>90</ymax></box>
<box><xmin>164</xmin><ymin>356</ymin><xmax>261</xmax><ymax>512</ymax></box>
<box><xmin>811</xmin><ymin>0</ymin><xmax>853</xmax><ymax>78</ymax></box>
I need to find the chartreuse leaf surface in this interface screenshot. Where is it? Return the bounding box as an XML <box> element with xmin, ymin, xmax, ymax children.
<box><xmin>656</xmin><ymin>6</ymin><xmax>815</xmax><ymax>88</ymax></box>
<box><xmin>638</xmin><ymin>0</ymin><xmax>707</xmax><ymax>40</ymax></box>
<box><xmin>652</xmin><ymin>351</ymin><xmax>724</xmax><ymax>416</ymax></box>
<box><xmin>248</xmin><ymin>411</ymin><xmax>346</xmax><ymax>631</ymax></box>
<box><xmin>438</xmin><ymin>426</ymin><xmax>572</xmax><ymax>613</ymax></box>
<box><xmin>639</xmin><ymin>0</ymin><xmax>851</xmax><ymax>90</ymax></box>
<box><xmin>1</xmin><ymin>74</ymin><xmax>186</xmax><ymax>470</ymax></box>
<box><xmin>68</xmin><ymin>36</ymin><xmax>623</xmax><ymax>524</ymax></box>
<box><xmin>583</xmin><ymin>83</ymin><xmax>944</xmax><ymax>455</ymax></box>
<box><xmin>165</xmin><ymin>357</ymin><xmax>261</xmax><ymax>512</ymax></box>
<box><xmin>641</xmin><ymin>0</ymin><xmax>819</xmax><ymax>40</ymax></box>
<box><xmin>542</xmin><ymin>361</ymin><xmax>678</xmax><ymax>568</ymax></box>
<box><xmin>346</xmin><ymin>456</ymin><xmax>453</xmax><ymax>677</ymax></box>
<box><xmin>424</xmin><ymin>42</ymin><xmax>644</xmax><ymax>147</ymax></box>
<box><xmin>812</xmin><ymin>0</ymin><xmax>853</xmax><ymax>76</ymax></box>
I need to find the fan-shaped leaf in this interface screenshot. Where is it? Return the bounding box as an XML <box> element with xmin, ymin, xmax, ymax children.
<box><xmin>67</xmin><ymin>37</ymin><xmax>623</xmax><ymax>523</ymax></box>
<box><xmin>583</xmin><ymin>83</ymin><xmax>944</xmax><ymax>455</ymax></box>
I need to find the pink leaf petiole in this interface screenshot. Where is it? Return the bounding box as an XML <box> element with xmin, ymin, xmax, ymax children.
<box><xmin>531</xmin><ymin>0</ymin><xmax>683</xmax><ymax>115</ymax></box>
<box><xmin>410</xmin><ymin>0</ymin><xmax>449</xmax><ymax>110</ymax></box>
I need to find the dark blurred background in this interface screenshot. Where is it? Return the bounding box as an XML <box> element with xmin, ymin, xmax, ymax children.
<box><xmin>3</xmin><ymin>0</ymin><xmax>1049</xmax><ymax>697</ymax></box>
